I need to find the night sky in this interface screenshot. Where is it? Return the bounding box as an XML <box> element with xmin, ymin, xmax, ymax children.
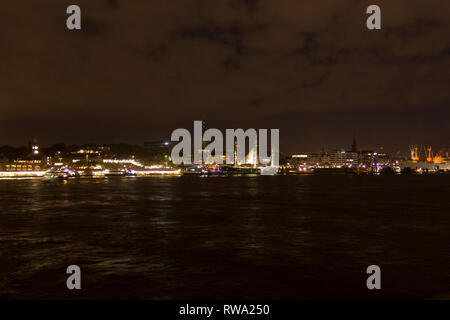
<box><xmin>1</xmin><ymin>0</ymin><xmax>449</xmax><ymax>154</ymax></box>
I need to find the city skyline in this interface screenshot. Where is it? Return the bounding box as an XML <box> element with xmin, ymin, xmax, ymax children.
<box><xmin>0</xmin><ymin>132</ymin><xmax>448</xmax><ymax>157</ymax></box>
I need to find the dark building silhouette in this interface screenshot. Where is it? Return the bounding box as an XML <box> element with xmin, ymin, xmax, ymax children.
<box><xmin>351</xmin><ymin>136</ymin><xmax>357</xmax><ymax>153</ymax></box>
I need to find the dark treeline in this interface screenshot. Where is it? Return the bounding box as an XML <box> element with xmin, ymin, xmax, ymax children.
<box><xmin>0</xmin><ymin>146</ymin><xmax>30</xmax><ymax>160</ymax></box>
<box><xmin>0</xmin><ymin>143</ymin><xmax>169</xmax><ymax>162</ymax></box>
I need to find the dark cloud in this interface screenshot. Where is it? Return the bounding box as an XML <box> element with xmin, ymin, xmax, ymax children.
<box><xmin>0</xmin><ymin>0</ymin><xmax>448</xmax><ymax>153</ymax></box>
<box><xmin>231</xmin><ymin>0</ymin><xmax>260</xmax><ymax>12</ymax></box>
<box><xmin>83</xmin><ymin>17</ymin><xmax>109</xmax><ymax>36</ymax></box>
<box><xmin>140</xmin><ymin>42</ymin><xmax>168</xmax><ymax>61</ymax></box>
<box><xmin>222</xmin><ymin>57</ymin><xmax>242</xmax><ymax>71</ymax></box>
<box><xmin>179</xmin><ymin>23</ymin><xmax>246</xmax><ymax>54</ymax></box>
<box><xmin>105</xmin><ymin>0</ymin><xmax>120</xmax><ymax>9</ymax></box>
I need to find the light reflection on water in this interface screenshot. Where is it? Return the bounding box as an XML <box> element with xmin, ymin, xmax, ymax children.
<box><xmin>0</xmin><ymin>175</ymin><xmax>449</xmax><ymax>299</ymax></box>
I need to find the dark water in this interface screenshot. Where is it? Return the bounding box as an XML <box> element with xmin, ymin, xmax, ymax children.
<box><xmin>0</xmin><ymin>175</ymin><xmax>449</xmax><ymax>299</ymax></box>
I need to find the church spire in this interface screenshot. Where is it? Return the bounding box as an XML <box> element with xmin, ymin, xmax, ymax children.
<box><xmin>351</xmin><ymin>136</ymin><xmax>357</xmax><ymax>152</ymax></box>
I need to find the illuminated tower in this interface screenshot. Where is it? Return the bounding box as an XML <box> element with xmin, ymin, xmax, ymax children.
<box><xmin>29</xmin><ymin>139</ymin><xmax>39</xmax><ymax>155</ymax></box>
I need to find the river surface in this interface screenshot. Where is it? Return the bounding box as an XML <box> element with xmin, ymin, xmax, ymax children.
<box><xmin>0</xmin><ymin>175</ymin><xmax>449</xmax><ymax>299</ymax></box>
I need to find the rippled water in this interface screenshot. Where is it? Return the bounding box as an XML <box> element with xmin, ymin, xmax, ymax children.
<box><xmin>0</xmin><ymin>175</ymin><xmax>449</xmax><ymax>299</ymax></box>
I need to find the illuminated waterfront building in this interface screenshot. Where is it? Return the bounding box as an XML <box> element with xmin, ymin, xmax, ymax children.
<box><xmin>329</xmin><ymin>150</ymin><xmax>359</xmax><ymax>167</ymax></box>
<box><xmin>1</xmin><ymin>159</ymin><xmax>43</xmax><ymax>171</ymax></box>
